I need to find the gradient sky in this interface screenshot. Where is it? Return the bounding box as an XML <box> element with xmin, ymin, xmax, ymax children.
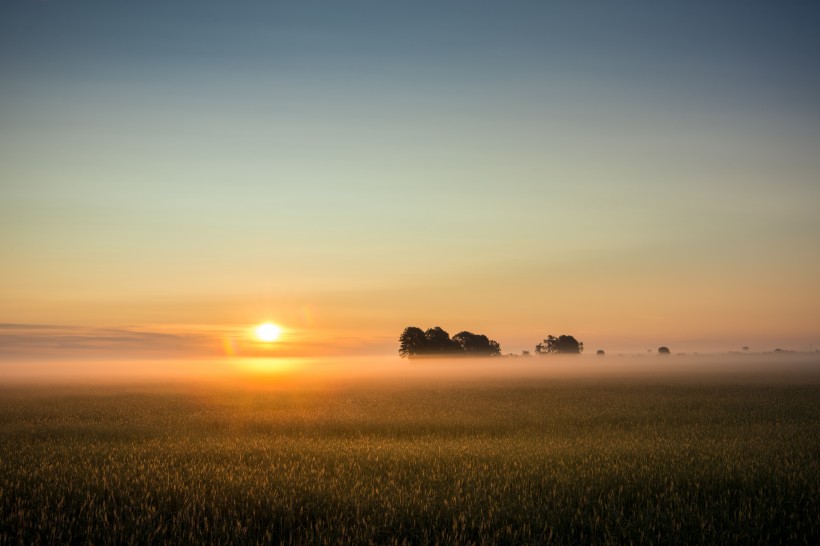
<box><xmin>2</xmin><ymin>1</ymin><xmax>819</xmax><ymax>358</ymax></box>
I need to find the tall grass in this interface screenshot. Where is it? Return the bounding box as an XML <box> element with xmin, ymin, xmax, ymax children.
<box><xmin>1</xmin><ymin>380</ymin><xmax>818</xmax><ymax>544</ymax></box>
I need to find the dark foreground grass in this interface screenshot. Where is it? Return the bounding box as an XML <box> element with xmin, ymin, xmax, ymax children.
<box><xmin>1</xmin><ymin>379</ymin><xmax>818</xmax><ymax>544</ymax></box>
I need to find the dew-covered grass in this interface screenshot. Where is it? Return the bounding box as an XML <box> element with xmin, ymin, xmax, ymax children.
<box><xmin>1</xmin><ymin>378</ymin><xmax>818</xmax><ymax>544</ymax></box>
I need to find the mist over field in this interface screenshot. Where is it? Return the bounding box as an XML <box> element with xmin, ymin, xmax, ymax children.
<box><xmin>1</xmin><ymin>353</ymin><xmax>818</xmax><ymax>387</ymax></box>
<box><xmin>3</xmin><ymin>353</ymin><xmax>818</xmax><ymax>543</ymax></box>
<box><xmin>3</xmin><ymin>356</ymin><xmax>819</xmax><ymax>544</ymax></box>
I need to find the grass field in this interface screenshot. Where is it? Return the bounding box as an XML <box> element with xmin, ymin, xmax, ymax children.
<box><xmin>1</xmin><ymin>372</ymin><xmax>818</xmax><ymax>544</ymax></box>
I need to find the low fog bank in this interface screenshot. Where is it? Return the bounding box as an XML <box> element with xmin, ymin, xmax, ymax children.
<box><xmin>333</xmin><ymin>353</ymin><xmax>820</xmax><ymax>386</ymax></box>
<box><xmin>1</xmin><ymin>352</ymin><xmax>819</xmax><ymax>387</ymax></box>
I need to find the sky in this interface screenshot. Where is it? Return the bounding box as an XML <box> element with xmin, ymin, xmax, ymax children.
<box><xmin>1</xmin><ymin>1</ymin><xmax>819</xmax><ymax>360</ymax></box>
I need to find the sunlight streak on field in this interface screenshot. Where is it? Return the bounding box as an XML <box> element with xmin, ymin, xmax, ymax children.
<box><xmin>233</xmin><ymin>357</ymin><xmax>301</xmax><ymax>376</ymax></box>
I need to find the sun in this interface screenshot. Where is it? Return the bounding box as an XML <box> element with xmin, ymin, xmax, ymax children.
<box><xmin>255</xmin><ymin>322</ymin><xmax>282</xmax><ymax>342</ymax></box>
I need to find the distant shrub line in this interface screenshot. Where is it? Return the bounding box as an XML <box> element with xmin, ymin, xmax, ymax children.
<box><xmin>398</xmin><ymin>327</ymin><xmax>584</xmax><ymax>358</ymax></box>
<box><xmin>398</xmin><ymin>327</ymin><xmax>500</xmax><ymax>358</ymax></box>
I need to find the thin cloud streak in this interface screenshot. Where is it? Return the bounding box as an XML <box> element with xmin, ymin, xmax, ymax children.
<box><xmin>0</xmin><ymin>323</ymin><xmax>210</xmax><ymax>359</ymax></box>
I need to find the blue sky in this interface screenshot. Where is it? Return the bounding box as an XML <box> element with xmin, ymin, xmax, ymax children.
<box><xmin>2</xmin><ymin>1</ymin><xmax>819</xmax><ymax>356</ymax></box>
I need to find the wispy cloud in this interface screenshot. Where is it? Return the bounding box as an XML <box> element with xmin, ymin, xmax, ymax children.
<box><xmin>0</xmin><ymin>323</ymin><xmax>213</xmax><ymax>359</ymax></box>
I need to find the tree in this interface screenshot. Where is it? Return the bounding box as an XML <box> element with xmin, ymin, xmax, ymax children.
<box><xmin>452</xmin><ymin>331</ymin><xmax>501</xmax><ymax>356</ymax></box>
<box><xmin>596</xmin><ymin>349</ymin><xmax>605</xmax><ymax>356</ymax></box>
<box><xmin>399</xmin><ymin>326</ymin><xmax>502</xmax><ymax>357</ymax></box>
<box><xmin>658</xmin><ymin>346</ymin><xmax>671</xmax><ymax>355</ymax></box>
<box><xmin>398</xmin><ymin>326</ymin><xmax>427</xmax><ymax>358</ymax></box>
<box><xmin>489</xmin><ymin>340</ymin><xmax>501</xmax><ymax>355</ymax></box>
<box><xmin>535</xmin><ymin>335</ymin><xmax>583</xmax><ymax>355</ymax></box>
<box><xmin>424</xmin><ymin>326</ymin><xmax>461</xmax><ymax>354</ymax></box>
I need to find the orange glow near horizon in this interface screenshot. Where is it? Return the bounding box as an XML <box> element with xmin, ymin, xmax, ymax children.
<box><xmin>2</xmin><ymin>2</ymin><xmax>820</xmax><ymax>369</ymax></box>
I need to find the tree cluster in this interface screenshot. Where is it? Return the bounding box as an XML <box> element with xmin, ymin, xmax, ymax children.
<box><xmin>535</xmin><ymin>335</ymin><xmax>583</xmax><ymax>355</ymax></box>
<box><xmin>399</xmin><ymin>326</ymin><xmax>501</xmax><ymax>358</ymax></box>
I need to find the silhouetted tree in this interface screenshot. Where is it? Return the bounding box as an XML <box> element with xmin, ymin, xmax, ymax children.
<box><xmin>399</xmin><ymin>326</ymin><xmax>502</xmax><ymax>357</ymax></box>
<box><xmin>536</xmin><ymin>335</ymin><xmax>583</xmax><ymax>355</ymax></box>
<box><xmin>658</xmin><ymin>346</ymin><xmax>671</xmax><ymax>355</ymax></box>
<box><xmin>424</xmin><ymin>326</ymin><xmax>461</xmax><ymax>354</ymax></box>
<box><xmin>398</xmin><ymin>326</ymin><xmax>427</xmax><ymax>358</ymax></box>
<box><xmin>452</xmin><ymin>331</ymin><xmax>501</xmax><ymax>356</ymax></box>
<box><xmin>596</xmin><ymin>349</ymin><xmax>605</xmax><ymax>356</ymax></box>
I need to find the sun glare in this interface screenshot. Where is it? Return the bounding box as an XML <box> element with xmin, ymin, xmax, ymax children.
<box><xmin>255</xmin><ymin>322</ymin><xmax>281</xmax><ymax>343</ymax></box>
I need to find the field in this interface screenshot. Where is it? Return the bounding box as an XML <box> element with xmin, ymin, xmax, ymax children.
<box><xmin>1</xmin><ymin>371</ymin><xmax>819</xmax><ymax>544</ymax></box>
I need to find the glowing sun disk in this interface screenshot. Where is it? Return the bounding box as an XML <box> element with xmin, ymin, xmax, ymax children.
<box><xmin>255</xmin><ymin>323</ymin><xmax>281</xmax><ymax>342</ymax></box>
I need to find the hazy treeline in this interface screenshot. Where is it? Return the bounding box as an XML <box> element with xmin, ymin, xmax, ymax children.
<box><xmin>399</xmin><ymin>328</ymin><xmax>585</xmax><ymax>358</ymax></box>
<box><xmin>535</xmin><ymin>335</ymin><xmax>583</xmax><ymax>355</ymax></box>
<box><xmin>399</xmin><ymin>327</ymin><xmax>501</xmax><ymax>357</ymax></box>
